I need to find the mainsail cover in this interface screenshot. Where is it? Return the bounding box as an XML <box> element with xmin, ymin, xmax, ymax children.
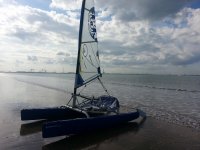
<box><xmin>75</xmin><ymin>0</ymin><xmax>101</xmax><ymax>88</ymax></box>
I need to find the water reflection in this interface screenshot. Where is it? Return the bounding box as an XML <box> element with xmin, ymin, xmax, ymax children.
<box><xmin>42</xmin><ymin>117</ymin><xmax>146</xmax><ymax>150</ymax></box>
<box><xmin>20</xmin><ymin>120</ymin><xmax>46</xmax><ymax>136</ymax></box>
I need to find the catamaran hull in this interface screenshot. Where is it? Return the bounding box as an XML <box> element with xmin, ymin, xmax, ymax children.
<box><xmin>42</xmin><ymin>110</ymin><xmax>140</xmax><ymax>138</ymax></box>
<box><xmin>21</xmin><ymin>107</ymin><xmax>87</xmax><ymax>121</ymax></box>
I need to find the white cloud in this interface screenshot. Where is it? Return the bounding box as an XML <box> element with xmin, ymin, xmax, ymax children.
<box><xmin>0</xmin><ymin>0</ymin><xmax>79</xmax><ymax>72</ymax></box>
<box><xmin>97</xmin><ymin>6</ymin><xmax>200</xmax><ymax>74</ymax></box>
<box><xmin>50</xmin><ymin>0</ymin><xmax>81</xmax><ymax>10</ymax></box>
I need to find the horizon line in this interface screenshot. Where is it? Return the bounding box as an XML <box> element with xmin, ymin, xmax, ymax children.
<box><xmin>0</xmin><ymin>71</ymin><xmax>200</xmax><ymax>76</ymax></box>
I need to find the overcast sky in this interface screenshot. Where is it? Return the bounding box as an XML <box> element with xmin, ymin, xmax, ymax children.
<box><xmin>0</xmin><ymin>0</ymin><xmax>200</xmax><ymax>74</ymax></box>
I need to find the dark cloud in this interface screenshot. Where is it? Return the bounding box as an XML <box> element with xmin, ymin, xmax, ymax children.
<box><xmin>100</xmin><ymin>40</ymin><xmax>160</xmax><ymax>57</ymax></box>
<box><xmin>111</xmin><ymin>59</ymin><xmax>133</xmax><ymax>66</ymax></box>
<box><xmin>27</xmin><ymin>55</ymin><xmax>38</xmax><ymax>61</ymax></box>
<box><xmin>10</xmin><ymin>28</ymin><xmax>40</xmax><ymax>42</ymax></box>
<box><xmin>44</xmin><ymin>59</ymin><xmax>55</xmax><ymax>64</ymax></box>
<box><xmin>165</xmin><ymin>52</ymin><xmax>200</xmax><ymax>66</ymax></box>
<box><xmin>97</xmin><ymin>0</ymin><xmax>191</xmax><ymax>21</ymax></box>
<box><xmin>16</xmin><ymin>60</ymin><xmax>24</xmax><ymax>64</ymax></box>
<box><xmin>56</xmin><ymin>51</ymin><xmax>65</xmax><ymax>55</ymax></box>
<box><xmin>131</xmin><ymin>44</ymin><xmax>160</xmax><ymax>53</ymax></box>
<box><xmin>56</xmin><ymin>51</ymin><xmax>70</xmax><ymax>56</ymax></box>
<box><xmin>107</xmin><ymin>56</ymin><xmax>155</xmax><ymax>66</ymax></box>
<box><xmin>8</xmin><ymin>8</ymin><xmax>78</xmax><ymax>45</ymax></box>
<box><xmin>100</xmin><ymin>41</ymin><xmax>126</xmax><ymax>56</ymax></box>
<box><xmin>26</xmin><ymin>10</ymin><xmax>77</xmax><ymax>38</ymax></box>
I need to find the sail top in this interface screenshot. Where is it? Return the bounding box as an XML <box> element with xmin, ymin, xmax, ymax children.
<box><xmin>75</xmin><ymin>0</ymin><xmax>101</xmax><ymax>88</ymax></box>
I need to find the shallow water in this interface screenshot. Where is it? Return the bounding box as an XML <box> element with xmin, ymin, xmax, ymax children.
<box><xmin>0</xmin><ymin>72</ymin><xmax>200</xmax><ymax>150</ymax></box>
<box><xmin>1</xmin><ymin>73</ymin><xmax>200</xmax><ymax>130</ymax></box>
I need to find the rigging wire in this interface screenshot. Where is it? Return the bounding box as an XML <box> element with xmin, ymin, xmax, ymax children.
<box><xmin>78</xmin><ymin>84</ymin><xmax>87</xmax><ymax>94</ymax></box>
<box><xmin>98</xmin><ymin>77</ymin><xmax>110</xmax><ymax>96</ymax></box>
<box><xmin>77</xmin><ymin>77</ymin><xmax>110</xmax><ymax>97</ymax></box>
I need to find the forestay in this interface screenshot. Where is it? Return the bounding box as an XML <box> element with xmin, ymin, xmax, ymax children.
<box><xmin>75</xmin><ymin>0</ymin><xmax>101</xmax><ymax>88</ymax></box>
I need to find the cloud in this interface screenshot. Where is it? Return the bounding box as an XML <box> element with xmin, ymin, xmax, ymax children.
<box><xmin>50</xmin><ymin>0</ymin><xmax>192</xmax><ymax>22</ymax></box>
<box><xmin>97</xmin><ymin>6</ymin><xmax>200</xmax><ymax>71</ymax></box>
<box><xmin>50</xmin><ymin>0</ymin><xmax>81</xmax><ymax>10</ymax></box>
<box><xmin>27</xmin><ymin>55</ymin><xmax>38</xmax><ymax>61</ymax></box>
<box><xmin>56</xmin><ymin>57</ymin><xmax>76</xmax><ymax>65</ymax></box>
<box><xmin>44</xmin><ymin>59</ymin><xmax>55</xmax><ymax>64</ymax></box>
<box><xmin>56</xmin><ymin>51</ymin><xmax>70</xmax><ymax>56</ymax></box>
<box><xmin>0</xmin><ymin>0</ymin><xmax>80</xmax><ymax>72</ymax></box>
<box><xmin>16</xmin><ymin>60</ymin><xmax>24</xmax><ymax>64</ymax></box>
<box><xmin>105</xmin><ymin>0</ymin><xmax>189</xmax><ymax>21</ymax></box>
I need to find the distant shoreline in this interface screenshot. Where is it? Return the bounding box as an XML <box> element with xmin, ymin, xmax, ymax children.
<box><xmin>0</xmin><ymin>71</ymin><xmax>75</xmax><ymax>74</ymax></box>
<box><xmin>0</xmin><ymin>71</ymin><xmax>200</xmax><ymax>76</ymax></box>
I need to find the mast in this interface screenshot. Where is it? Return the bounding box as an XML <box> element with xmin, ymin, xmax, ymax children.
<box><xmin>73</xmin><ymin>0</ymin><xmax>86</xmax><ymax>107</ymax></box>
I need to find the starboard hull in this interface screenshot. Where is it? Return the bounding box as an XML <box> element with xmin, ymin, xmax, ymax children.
<box><xmin>42</xmin><ymin>110</ymin><xmax>140</xmax><ymax>138</ymax></box>
<box><xmin>21</xmin><ymin>107</ymin><xmax>87</xmax><ymax>121</ymax></box>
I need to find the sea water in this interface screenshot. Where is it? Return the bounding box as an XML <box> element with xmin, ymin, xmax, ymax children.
<box><xmin>3</xmin><ymin>73</ymin><xmax>200</xmax><ymax>130</ymax></box>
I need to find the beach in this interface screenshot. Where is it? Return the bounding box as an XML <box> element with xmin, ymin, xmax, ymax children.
<box><xmin>0</xmin><ymin>73</ymin><xmax>199</xmax><ymax>150</ymax></box>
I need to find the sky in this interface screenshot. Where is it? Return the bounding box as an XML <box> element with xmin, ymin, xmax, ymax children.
<box><xmin>0</xmin><ymin>0</ymin><xmax>200</xmax><ymax>74</ymax></box>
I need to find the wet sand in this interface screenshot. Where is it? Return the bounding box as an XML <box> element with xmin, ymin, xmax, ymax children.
<box><xmin>0</xmin><ymin>73</ymin><xmax>199</xmax><ymax>150</ymax></box>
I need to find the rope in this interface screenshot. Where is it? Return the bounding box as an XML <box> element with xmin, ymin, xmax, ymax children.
<box><xmin>78</xmin><ymin>84</ymin><xmax>87</xmax><ymax>95</ymax></box>
<box><xmin>98</xmin><ymin>77</ymin><xmax>110</xmax><ymax>96</ymax></box>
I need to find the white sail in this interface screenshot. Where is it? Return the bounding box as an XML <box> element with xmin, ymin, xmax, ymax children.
<box><xmin>75</xmin><ymin>0</ymin><xmax>101</xmax><ymax>88</ymax></box>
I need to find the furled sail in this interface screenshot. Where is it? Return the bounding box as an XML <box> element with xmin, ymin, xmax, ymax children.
<box><xmin>75</xmin><ymin>0</ymin><xmax>101</xmax><ymax>88</ymax></box>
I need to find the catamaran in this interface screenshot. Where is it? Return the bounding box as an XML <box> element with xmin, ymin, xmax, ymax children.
<box><xmin>21</xmin><ymin>0</ymin><xmax>145</xmax><ymax>138</ymax></box>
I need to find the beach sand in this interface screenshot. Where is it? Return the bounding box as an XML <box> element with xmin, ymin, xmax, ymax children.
<box><xmin>0</xmin><ymin>73</ymin><xmax>199</xmax><ymax>150</ymax></box>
